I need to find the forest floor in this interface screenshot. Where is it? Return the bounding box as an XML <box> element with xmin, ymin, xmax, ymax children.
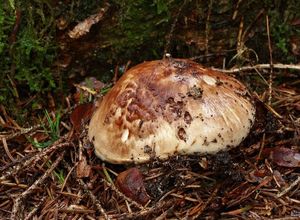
<box><xmin>1</xmin><ymin>2</ymin><xmax>300</xmax><ymax>218</ymax></box>
<box><xmin>0</xmin><ymin>61</ymin><xmax>299</xmax><ymax>219</ymax></box>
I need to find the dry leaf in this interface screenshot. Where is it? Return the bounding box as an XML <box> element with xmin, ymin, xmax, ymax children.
<box><xmin>291</xmin><ymin>18</ymin><xmax>300</xmax><ymax>26</ymax></box>
<box><xmin>73</xmin><ymin>77</ymin><xmax>105</xmax><ymax>103</ymax></box>
<box><xmin>273</xmin><ymin>170</ymin><xmax>287</xmax><ymax>187</ymax></box>
<box><xmin>70</xmin><ymin>103</ymin><xmax>95</xmax><ymax>134</ymax></box>
<box><xmin>76</xmin><ymin>155</ymin><xmax>92</xmax><ymax>178</ymax></box>
<box><xmin>267</xmin><ymin>147</ymin><xmax>300</xmax><ymax>167</ymax></box>
<box><xmin>246</xmin><ymin>168</ymin><xmax>269</xmax><ymax>183</ymax></box>
<box><xmin>68</xmin><ymin>3</ymin><xmax>110</xmax><ymax>39</ymax></box>
<box><xmin>116</xmin><ymin>167</ymin><xmax>150</xmax><ymax>205</ymax></box>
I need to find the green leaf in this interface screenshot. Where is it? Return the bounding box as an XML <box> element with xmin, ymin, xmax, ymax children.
<box><xmin>8</xmin><ymin>0</ymin><xmax>15</xmax><ymax>10</ymax></box>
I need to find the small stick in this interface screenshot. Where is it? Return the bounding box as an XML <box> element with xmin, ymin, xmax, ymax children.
<box><xmin>241</xmin><ymin>9</ymin><xmax>264</xmax><ymax>43</ymax></box>
<box><xmin>170</xmin><ymin>193</ymin><xmax>198</xmax><ymax>202</ymax></box>
<box><xmin>123</xmin><ymin>60</ymin><xmax>131</xmax><ymax>73</ymax></box>
<box><xmin>111</xmin><ymin>199</ymin><xmax>173</xmax><ymax>220</ymax></box>
<box><xmin>190</xmin><ymin>51</ymin><xmax>231</xmax><ymax>61</ymax></box>
<box><xmin>191</xmin><ymin>184</ymin><xmax>220</xmax><ymax>219</ymax></box>
<box><xmin>163</xmin><ymin>0</ymin><xmax>187</xmax><ymax>56</ymax></box>
<box><xmin>60</xmin><ymin>162</ymin><xmax>76</xmax><ymax>192</ymax></box>
<box><xmin>24</xmin><ymin>196</ymin><xmax>47</xmax><ymax>220</ymax></box>
<box><xmin>266</xmin><ymin>15</ymin><xmax>274</xmax><ymax>105</ymax></box>
<box><xmin>9</xmin><ymin>9</ymin><xmax>21</xmax><ymax>44</ymax></box>
<box><xmin>277</xmin><ymin>176</ymin><xmax>300</xmax><ymax>198</ymax></box>
<box><xmin>256</xmin><ymin>133</ymin><xmax>266</xmax><ymax>164</ymax></box>
<box><xmin>0</xmin><ymin>154</ymin><xmax>31</xmax><ymax>173</ymax></box>
<box><xmin>205</xmin><ymin>0</ymin><xmax>213</xmax><ymax>59</ymax></box>
<box><xmin>63</xmin><ymin>161</ymin><xmax>110</xmax><ymax>220</ymax></box>
<box><xmin>0</xmin><ymin>136</ymin><xmax>72</xmax><ymax>181</ymax></box>
<box><xmin>73</xmin><ymin>83</ymin><xmax>97</xmax><ymax>95</ymax></box>
<box><xmin>11</xmin><ymin>152</ymin><xmax>65</xmax><ymax>219</ymax></box>
<box><xmin>0</xmin><ymin>104</ymin><xmax>21</xmax><ymax>129</ymax></box>
<box><xmin>58</xmin><ymin>207</ymin><xmax>95</xmax><ymax>214</ymax></box>
<box><xmin>211</xmin><ymin>63</ymin><xmax>300</xmax><ymax>73</ymax></box>
<box><xmin>113</xmin><ymin>64</ymin><xmax>119</xmax><ymax>84</ymax></box>
<box><xmin>2</xmin><ymin>137</ymin><xmax>15</xmax><ymax>161</ymax></box>
<box><xmin>102</xmin><ymin>177</ymin><xmax>145</xmax><ymax>210</ymax></box>
<box><xmin>0</xmin><ymin>181</ymin><xmax>28</xmax><ymax>188</ymax></box>
<box><xmin>221</xmin><ymin>205</ymin><xmax>252</xmax><ymax>216</ymax></box>
<box><xmin>0</xmin><ymin>125</ymin><xmax>40</xmax><ymax>141</ymax></box>
<box><xmin>77</xmin><ymin>178</ymin><xmax>110</xmax><ymax>220</ymax></box>
<box><xmin>227</xmin><ymin>176</ymin><xmax>273</xmax><ymax>207</ymax></box>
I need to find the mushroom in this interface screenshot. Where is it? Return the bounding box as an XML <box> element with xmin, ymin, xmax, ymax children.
<box><xmin>88</xmin><ymin>58</ymin><xmax>256</xmax><ymax>164</ymax></box>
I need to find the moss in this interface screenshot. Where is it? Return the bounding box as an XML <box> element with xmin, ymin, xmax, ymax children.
<box><xmin>264</xmin><ymin>0</ymin><xmax>300</xmax><ymax>62</ymax></box>
<box><xmin>101</xmin><ymin>0</ymin><xmax>180</xmax><ymax>63</ymax></box>
<box><xmin>0</xmin><ymin>1</ymin><xmax>57</xmax><ymax>123</ymax></box>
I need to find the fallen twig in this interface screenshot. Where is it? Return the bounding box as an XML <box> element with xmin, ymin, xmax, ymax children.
<box><xmin>211</xmin><ymin>64</ymin><xmax>300</xmax><ymax>73</ymax></box>
<box><xmin>1</xmin><ymin>137</ymin><xmax>15</xmax><ymax>162</ymax></box>
<box><xmin>24</xmin><ymin>196</ymin><xmax>47</xmax><ymax>220</ymax></box>
<box><xmin>63</xmin><ymin>161</ymin><xmax>110</xmax><ymax>220</ymax></box>
<box><xmin>191</xmin><ymin>184</ymin><xmax>220</xmax><ymax>219</ymax></box>
<box><xmin>58</xmin><ymin>206</ymin><xmax>96</xmax><ymax>214</ymax></box>
<box><xmin>204</xmin><ymin>0</ymin><xmax>213</xmax><ymax>59</ymax></box>
<box><xmin>77</xmin><ymin>178</ymin><xmax>110</xmax><ymax>220</ymax></box>
<box><xmin>227</xmin><ymin>176</ymin><xmax>273</xmax><ymax>207</ymax></box>
<box><xmin>0</xmin><ymin>134</ymin><xmax>72</xmax><ymax>181</ymax></box>
<box><xmin>112</xmin><ymin>199</ymin><xmax>173</xmax><ymax>220</ymax></box>
<box><xmin>102</xmin><ymin>176</ymin><xmax>145</xmax><ymax>210</ymax></box>
<box><xmin>266</xmin><ymin>15</ymin><xmax>274</xmax><ymax>105</ymax></box>
<box><xmin>11</xmin><ymin>152</ymin><xmax>65</xmax><ymax>219</ymax></box>
<box><xmin>0</xmin><ymin>125</ymin><xmax>40</xmax><ymax>140</ymax></box>
<box><xmin>163</xmin><ymin>0</ymin><xmax>187</xmax><ymax>56</ymax></box>
<box><xmin>277</xmin><ymin>176</ymin><xmax>300</xmax><ymax>198</ymax></box>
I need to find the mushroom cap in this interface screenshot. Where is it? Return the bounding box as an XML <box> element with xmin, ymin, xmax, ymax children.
<box><xmin>88</xmin><ymin>58</ymin><xmax>255</xmax><ymax>164</ymax></box>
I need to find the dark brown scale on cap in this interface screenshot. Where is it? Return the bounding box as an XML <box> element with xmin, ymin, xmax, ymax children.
<box><xmin>184</xmin><ymin>111</ymin><xmax>192</xmax><ymax>125</ymax></box>
<box><xmin>177</xmin><ymin>127</ymin><xmax>187</xmax><ymax>141</ymax></box>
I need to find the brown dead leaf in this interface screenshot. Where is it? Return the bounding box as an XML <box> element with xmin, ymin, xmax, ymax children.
<box><xmin>273</xmin><ymin>170</ymin><xmax>287</xmax><ymax>187</ymax></box>
<box><xmin>291</xmin><ymin>18</ymin><xmax>300</xmax><ymax>26</ymax></box>
<box><xmin>116</xmin><ymin>167</ymin><xmax>150</xmax><ymax>205</ymax></box>
<box><xmin>73</xmin><ymin>77</ymin><xmax>105</xmax><ymax>103</ymax></box>
<box><xmin>267</xmin><ymin>147</ymin><xmax>300</xmax><ymax>167</ymax></box>
<box><xmin>246</xmin><ymin>168</ymin><xmax>269</xmax><ymax>183</ymax></box>
<box><xmin>68</xmin><ymin>3</ymin><xmax>110</xmax><ymax>39</ymax></box>
<box><xmin>76</xmin><ymin>155</ymin><xmax>92</xmax><ymax>178</ymax></box>
<box><xmin>70</xmin><ymin>103</ymin><xmax>95</xmax><ymax>134</ymax></box>
<box><xmin>295</xmin><ymin>101</ymin><xmax>300</xmax><ymax>111</ymax></box>
<box><xmin>290</xmin><ymin>35</ymin><xmax>300</xmax><ymax>56</ymax></box>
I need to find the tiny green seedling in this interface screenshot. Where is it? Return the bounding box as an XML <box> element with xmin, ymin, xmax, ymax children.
<box><xmin>53</xmin><ymin>169</ymin><xmax>65</xmax><ymax>185</ymax></box>
<box><xmin>44</xmin><ymin>110</ymin><xmax>61</xmax><ymax>140</ymax></box>
<box><xmin>45</xmin><ymin>160</ymin><xmax>65</xmax><ymax>185</ymax></box>
<box><xmin>100</xmin><ymin>86</ymin><xmax>111</xmax><ymax>95</ymax></box>
<box><xmin>29</xmin><ymin>110</ymin><xmax>61</xmax><ymax>148</ymax></box>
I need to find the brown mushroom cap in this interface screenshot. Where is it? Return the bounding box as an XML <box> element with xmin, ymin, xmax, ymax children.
<box><xmin>88</xmin><ymin>58</ymin><xmax>256</xmax><ymax>164</ymax></box>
